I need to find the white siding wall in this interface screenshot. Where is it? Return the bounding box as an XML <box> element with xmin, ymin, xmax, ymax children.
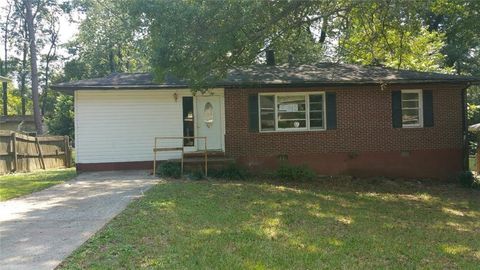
<box><xmin>75</xmin><ymin>89</ymin><xmax>223</xmax><ymax>164</ymax></box>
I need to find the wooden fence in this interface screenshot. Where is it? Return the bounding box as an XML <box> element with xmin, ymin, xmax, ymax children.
<box><xmin>0</xmin><ymin>130</ymin><xmax>72</xmax><ymax>174</ymax></box>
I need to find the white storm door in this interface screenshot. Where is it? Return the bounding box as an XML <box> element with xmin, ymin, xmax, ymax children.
<box><xmin>196</xmin><ymin>96</ymin><xmax>222</xmax><ymax>150</ymax></box>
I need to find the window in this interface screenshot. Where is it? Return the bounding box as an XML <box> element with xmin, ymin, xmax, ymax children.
<box><xmin>309</xmin><ymin>94</ymin><xmax>324</xmax><ymax>129</ymax></box>
<box><xmin>401</xmin><ymin>90</ymin><xmax>423</xmax><ymax>127</ymax></box>
<box><xmin>203</xmin><ymin>102</ymin><xmax>214</xmax><ymax>128</ymax></box>
<box><xmin>259</xmin><ymin>92</ymin><xmax>326</xmax><ymax>132</ymax></box>
<box><xmin>260</xmin><ymin>95</ymin><xmax>275</xmax><ymax>131</ymax></box>
<box><xmin>182</xmin><ymin>97</ymin><xmax>194</xmax><ymax>146</ymax></box>
<box><xmin>277</xmin><ymin>95</ymin><xmax>306</xmax><ymax>129</ymax></box>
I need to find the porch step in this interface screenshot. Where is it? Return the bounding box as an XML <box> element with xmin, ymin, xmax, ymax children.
<box><xmin>167</xmin><ymin>155</ymin><xmax>235</xmax><ymax>172</ymax></box>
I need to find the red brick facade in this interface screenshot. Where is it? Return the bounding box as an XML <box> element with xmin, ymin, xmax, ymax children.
<box><xmin>224</xmin><ymin>83</ymin><xmax>467</xmax><ymax>180</ymax></box>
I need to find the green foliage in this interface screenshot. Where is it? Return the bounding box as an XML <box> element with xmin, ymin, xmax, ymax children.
<box><xmin>210</xmin><ymin>163</ymin><xmax>249</xmax><ymax>180</ymax></box>
<box><xmin>466</xmin><ymin>89</ymin><xmax>480</xmax><ymax>155</ymax></box>
<box><xmin>467</xmin><ymin>103</ymin><xmax>480</xmax><ymax>124</ymax></box>
<box><xmin>276</xmin><ymin>163</ymin><xmax>317</xmax><ymax>181</ymax></box>
<box><xmin>0</xmin><ymin>83</ymin><xmax>32</xmax><ymax>116</ymax></box>
<box><xmin>156</xmin><ymin>162</ymin><xmax>181</xmax><ymax>179</ymax></box>
<box><xmin>467</xmin><ymin>86</ymin><xmax>480</xmax><ymax>106</ymax></box>
<box><xmin>340</xmin><ymin>1</ymin><xmax>450</xmax><ymax>72</ymax></box>
<box><xmin>65</xmin><ymin>0</ymin><xmax>150</xmax><ymax>79</ymax></box>
<box><xmin>458</xmin><ymin>171</ymin><xmax>480</xmax><ymax>189</ymax></box>
<box><xmin>185</xmin><ymin>170</ymin><xmax>206</xmax><ymax>181</ymax></box>
<box><xmin>429</xmin><ymin>0</ymin><xmax>480</xmax><ymax>75</ymax></box>
<box><xmin>61</xmin><ymin>0</ymin><xmax>480</xmax><ymax>89</ymax></box>
<box><xmin>46</xmin><ymin>95</ymin><xmax>74</xmax><ymax>138</ymax></box>
<box><xmin>128</xmin><ymin>0</ymin><xmax>341</xmax><ymax>87</ymax></box>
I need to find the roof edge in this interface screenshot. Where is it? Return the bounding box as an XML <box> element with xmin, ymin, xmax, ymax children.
<box><xmin>52</xmin><ymin>79</ymin><xmax>479</xmax><ymax>92</ymax></box>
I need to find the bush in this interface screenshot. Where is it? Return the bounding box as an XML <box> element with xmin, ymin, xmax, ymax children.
<box><xmin>276</xmin><ymin>163</ymin><xmax>317</xmax><ymax>181</ymax></box>
<box><xmin>156</xmin><ymin>162</ymin><xmax>181</xmax><ymax>178</ymax></box>
<box><xmin>458</xmin><ymin>171</ymin><xmax>480</xmax><ymax>188</ymax></box>
<box><xmin>186</xmin><ymin>169</ymin><xmax>206</xmax><ymax>180</ymax></box>
<box><xmin>210</xmin><ymin>163</ymin><xmax>249</xmax><ymax>180</ymax></box>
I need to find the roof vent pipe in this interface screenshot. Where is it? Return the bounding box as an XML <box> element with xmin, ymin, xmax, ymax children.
<box><xmin>266</xmin><ymin>49</ymin><xmax>275</xmax><ymax>66</ymax></box>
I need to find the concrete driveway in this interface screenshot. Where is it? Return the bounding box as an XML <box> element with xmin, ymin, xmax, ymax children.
<box><xmin>0</xmin><ymin>170</ymin><xmax>158</xmax><ymax>270</ymax></box>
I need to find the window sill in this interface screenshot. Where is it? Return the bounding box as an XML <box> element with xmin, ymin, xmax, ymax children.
<box><xmin>259</xmin><ymin>128</ymin><xmax>327</xmax><ymax>134</ymax></box>
<box><xmin>401</xmin><ymin>125</ymin><xmax>424</xmax><ymax>129</ymax></box>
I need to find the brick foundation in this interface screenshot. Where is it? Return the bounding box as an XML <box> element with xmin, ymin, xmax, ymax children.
<box><xmin>235</xmin><ymin>149</ymin><xmax>462</xmax><ymax>180</ymax></box>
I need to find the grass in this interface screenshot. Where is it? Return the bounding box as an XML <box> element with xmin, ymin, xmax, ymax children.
<box><xmin>59</xmin><ymin>177</ymin><xmax>480</xmax><ymax>269</ymax></box>
<box><xmin>0</xmin><ymin>168</ymin><xmax>76</xmax><ymax>201</ymax></box>
<box><xmin>470</xmin><ymin>155</ymin><xmax>476</xmax><ymax>171</ymax></box>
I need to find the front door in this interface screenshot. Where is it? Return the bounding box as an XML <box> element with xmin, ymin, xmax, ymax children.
<box><xmin>196</xmin><ymin>96</ymin><xmax>222</xmax><ymax>150</ymax></box>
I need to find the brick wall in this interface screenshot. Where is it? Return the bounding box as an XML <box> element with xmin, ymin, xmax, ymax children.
<box><xmin>224</xmin><ymin>83</ymin><xmax>466</xmax><ymax>180</ymax></box>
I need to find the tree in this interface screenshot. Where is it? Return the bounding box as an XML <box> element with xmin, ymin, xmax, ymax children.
<box><xmin>128</xmin><ymin>0</ymin><xmax>350</xmax><ymax>87</ymax></box>
<box><xmin>40</xmin><ymin>4</ymin><xmax>60</xmax><ymax>115</ymax></box>
<box><xmin>46</xmin><ymin>94</ymin><xmax>74</xmax><ymax>139</ymax></box>
<box><xmin>337</xmin><ymin>0</ymin><xmax>450</xmax><ymax>72</ymax></box>
<box><xmin>0</xmin><ymin>82</ymin><xmax>32</xmax><ymax>115</ymax></box>
<box><xmin>63</xmin><ymin>0</ymin><xmax>149</xmax><ymax>80</ymax></box>
<box><xmin>426</xmin><ymin>0</ymin><xmax>480</xmax><ymax>75</ymax></box>
<box><xmin>24</xmin><ymin>0</ymin><xmax>43</xmax><ymax>134</ymax></box>
<box><xmin>1</xmin><ymin>0</ymin><xmax>13</xmax><ymax>116</ymax></box>
<box><xmin>128</xmin><ymin>0</ymin><xmax>475</xmax><ymax>88</ymax></box>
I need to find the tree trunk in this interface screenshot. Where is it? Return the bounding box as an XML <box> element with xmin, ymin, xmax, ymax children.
<box><xmin>42</xmin><ymin>28</ymin><xmax>58</xmax><ymax>116</ymax></box>
<box><xmin>25</xmin><ymin>0</ymin><xmax>43</xmax><ymax>135</ymax></box>
<box><xmin>41</xmin><ymin>62</ymin><xmax>49</xmax><ymax>115</ymax></box>
<box><xmin>2</xmin><ymin>2</ymin><xmax>12</xmax><ymax>116</ymax></box>
<box><xmin>21</xmin><ymin>37</ymin><xmax>27</xmax><ymax>115</ymax></box>
<box><xmin>1</xmin><ymin>82</ymin><xmax>6</xmax><ymax>116</ymax></box>
<box><xmin>109</xmin><ymin>49</ymin><xmax>115</xmax><ymax>73</ymax></box>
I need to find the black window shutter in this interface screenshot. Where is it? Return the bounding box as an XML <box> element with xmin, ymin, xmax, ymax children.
<box><xmin>392</xmin><ymin>91</ymin><xmax>402</xmax><ymax>128</ymax></box>
<box><xmin>423</xmin><ymin>90</ymin><xmax>434</xmax><ymax>127</ymax></box>
<box><xmin>326</xmin><ymin>92</ymin><xmax>337</xmax><ymax>130</ymax></box>
<box><xmin>248</xmin><ymin>94</ymin><xmax>259</xmax><ymax>132</ymax></box>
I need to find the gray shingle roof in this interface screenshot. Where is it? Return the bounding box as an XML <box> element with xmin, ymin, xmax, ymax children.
<box><xmin>52</xmin><ymin>62</ymin><xmax>480</xmax><ymax>92</ymax></box>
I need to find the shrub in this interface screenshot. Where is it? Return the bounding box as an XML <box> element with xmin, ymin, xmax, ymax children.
<box><xmin>186</xmin><ymin>169</ymin><xmax>206</xmax><ymax>180</ymax></box>
<box><xmin>210</xmin><ymin>163</ymin><xmax>249</xmax><ymax>180</ymax></box>
<box><xmin>156</xmin><ymin>162</ymin><xmax>181</xmax><ymax>178</ymax></box>
<box><xmin>458</xmin><ymin>171</ymin><xmax>480</xmax><ymax>188</ymax></box>
<box><xmin>276</xmin><ymin>163</ymin><xmax>317</xmax><ymax>181</ymax></box>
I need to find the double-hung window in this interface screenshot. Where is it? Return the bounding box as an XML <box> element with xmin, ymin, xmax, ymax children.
<box><xmin>259</xmin><ymin>92</ymin><xmax>326</xmax><ymax>132</ymax></box>
<box><xmin>401</xmin><ymin>90</ymin><xmax>423</xmax><ymax>127</ymax></box>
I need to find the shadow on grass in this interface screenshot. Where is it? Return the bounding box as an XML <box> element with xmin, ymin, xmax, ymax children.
<box><xmin>59</xmin><ymin>177</ymin><xmax>480</xmax><ymax>269</ymax></box>
<box><xmin>0</xmin><ymin>168</ymin><xmax>76</xmax><ymax>201</ymax></box>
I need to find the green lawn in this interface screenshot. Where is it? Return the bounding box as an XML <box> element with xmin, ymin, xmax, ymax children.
<box><xmin>470</xmin><ymin>155</ymin><xmax>476</xmax><ymax>171</ymax></box>
<box><xmin>59</xmin><ymin>177</ymin><xmax>480</xmax><ymax>269</ymax></box>
<box><xmin>0</xmin><ymin>168</ymin><xmax>76</xmax><ymax>201</ymax></box>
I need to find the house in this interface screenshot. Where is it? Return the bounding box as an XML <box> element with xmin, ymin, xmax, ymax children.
<box><xmin>1</xmin><ymin>75</ymin><xmax>46</xmax><ymax>135</ymax></box>
<box><xmin>0</xmin><ymin>115</ymin><xmax>42</xmax><ymax>134</ymax></box>
<box><xmin>52</xmin><ymin>62</ymin><xmax>480</xmax><ymax>180</ymax></box>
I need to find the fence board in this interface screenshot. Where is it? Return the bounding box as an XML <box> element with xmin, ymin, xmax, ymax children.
<box><xmin>0</xmin><ymin>130</ymin><xmax>72</xmax><ymax>174</ymax></box>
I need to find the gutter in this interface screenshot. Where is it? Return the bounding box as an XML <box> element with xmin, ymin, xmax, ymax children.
<box><xmin>52</xmin><ymin>79</ymin><xmax>480</xmax><ymax>92</ymax></box>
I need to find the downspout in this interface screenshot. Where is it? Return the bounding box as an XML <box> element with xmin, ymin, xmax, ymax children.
<box><xmin>461</xmin><ymin>83</ymin><xmax>471</xmax><ymax>171</ymax></box>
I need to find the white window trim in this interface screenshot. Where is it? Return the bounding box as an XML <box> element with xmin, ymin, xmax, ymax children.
<box><xmin>258</xmin><ymin>92</ymin><xmax>327</xmax><ymax>132</ymax></box>
<box><xmin>401</xmin><ymin>89</ymin><xmax>423</xmax><ymax>128</ymax></box>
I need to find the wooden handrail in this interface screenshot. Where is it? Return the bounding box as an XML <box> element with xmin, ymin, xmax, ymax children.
<box><xmin>153</xmin><ymin>136</ymin><xmax>208</xmax><ymax>177</ymax></box>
